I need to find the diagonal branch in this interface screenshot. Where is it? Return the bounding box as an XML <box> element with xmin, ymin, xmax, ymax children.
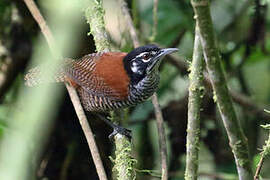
<box><xmin>118</xmin><ymin>0</ymin><xmax>140</xmax><ymax>48</ymax></box>
<box><xmin>254</xmin><ymin>120</ymin><xmax>270</xmax><ymax>180</ymax></box>
<box><xmin>22</xmin><ymin>0</ymin><xmax>108</xmax><ymax>179</ymax></box>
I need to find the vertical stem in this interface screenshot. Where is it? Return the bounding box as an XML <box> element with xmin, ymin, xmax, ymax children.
<box><xmin>185</xmin><ymin>23</ymin><xmax>204</xmax><ymax>180</ymax></box>
<box><xmin>131</xmin><ymin>0</ymin><xmax>139</xmax><ymax>30</ymax></box>
<box><xmin>150</xmin><ymin>0</ymin><xmax>158</xmax><ymax>41</ymax></box>
<box><xmin>84</xmin><ymin>0</ymin><xmax>110</xmax><ymax>52</ymax></box>
<box><xmin>85</xmin><ymin>1</ymin><xmax>135</xmax><ymax>179</ymax></box>
<box><xmin>152</xmin><ymin>94</ymin><xmax>168</xmax><ymax>180</ymax></box>
<box><xmin>190</xmin><ymin>0</ymin><xmax>252</xmax><ymax>179</ymax></box>
<box><xmin>117</xmin><ymin>0</ymin><xmax>168</xmax><ymax>179</ymax></box>
<box><xmin>117</xmin><ymin>0</ymin><xmax>140</xmax><ymax>47</ymax></box>
<box><xmin>150</xmin><ymin>1</ymin><xmax>168</xmax><ymax>179</ymax></box>
<box><xmin>113</xmin><ymin>134</ymin><xmax>136</xmax><ymax>180</ymax></box>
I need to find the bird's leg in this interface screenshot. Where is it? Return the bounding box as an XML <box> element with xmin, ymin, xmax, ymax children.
<box><xmin>96</xmin><ymin>114</ymin><xmax>132</xmax><ymax>139</ymax></box>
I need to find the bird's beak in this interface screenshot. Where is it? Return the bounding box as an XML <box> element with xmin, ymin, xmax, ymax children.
<box><xmin>147</xmin><ymin>48</ymin><xmax>178</xmax><ymax>74</ymax></box>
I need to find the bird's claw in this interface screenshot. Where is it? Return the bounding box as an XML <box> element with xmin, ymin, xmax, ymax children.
<box><xmin>109</xmin><ymin>126</ymin><xmax>132</xmax><ymax>140</ymax></box>
<box><xmin>96</xmin><ymin>114</ymin><xmax>132</xmax><ymax>140</ymax></box>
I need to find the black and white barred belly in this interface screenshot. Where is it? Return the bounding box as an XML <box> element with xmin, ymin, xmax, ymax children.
<box><xmin>79</xmin><ymin>74</ymin><xmax>160</xmax><ymax>112</ymax></box>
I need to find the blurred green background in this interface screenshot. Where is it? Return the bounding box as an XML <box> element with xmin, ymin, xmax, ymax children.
<box><xmin>0</xmin><ymin>0</ymin><xmax>270</xmax><ymax>179</ymax></box>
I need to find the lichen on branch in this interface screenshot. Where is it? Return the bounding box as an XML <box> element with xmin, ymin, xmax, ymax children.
<box><xmin>113</xmin><ymin>134</ymin><xmax>136</xmax><ymax>180</ymax></box>
<box><xmin>85</xmin><ymin>0</ymin><xmax>110</xmax><ymax>52</ymax></box>
<box><xmin>185</xmin><ymin>23</ymin><xmax>204</xmax><ymax>180</ymax></box>
<box><xmin>190</xmin><ymin>0</ymin><xmax>253</xmax><ymax>179</ymax></box>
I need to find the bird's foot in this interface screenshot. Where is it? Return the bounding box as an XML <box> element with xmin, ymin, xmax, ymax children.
<box><xmin>108</xmin><ymin>125</ymin><xmax>132</xmax><ymax>140</ymax></box>
<box><xmin>96</xmin><ymin>114</ymin><xmax>132</xmax><ymax>140</ymax></box>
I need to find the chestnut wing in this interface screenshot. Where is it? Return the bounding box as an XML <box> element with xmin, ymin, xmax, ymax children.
<box><xmin>66</xmin><ymin>52</ymin><xmax>129</xmax><ymax>101</ymax></box>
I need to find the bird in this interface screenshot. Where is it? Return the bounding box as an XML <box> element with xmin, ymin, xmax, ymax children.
<box><xmin>25</xmin><ymin>44</ymin><xmax>178</xmax><ymax>137</ymax></box>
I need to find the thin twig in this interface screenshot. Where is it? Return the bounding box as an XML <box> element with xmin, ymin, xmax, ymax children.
<box><xmin>185</xmin><ymin>22</ymin><xmax>204</xmax><ymax>180</ymax></box>
<box><xmin>150</xmin><ymin>0</ymin><xmax>158</xmax><ymax>41</ymax></box>
<box><xmin>254</xmin><ymin>156</ymin><xmax>264</xmax><ymax>180</ymax></box>
<box><xmin>22</xmin><ymin>0</ymin><xmax>108</xmax><ymax>179</ymax></box>
<box><xmin>152</xmin><ymin>94</ymin><xmax>168</xmax><ymax>180</ymax></box>
<box><xmin>117</xmin><ymin>0</ymin><xmax>139</xmax><ymax>48</ymax></box>
<box><xmin>254</xmin><ymin>122</ymin><xmax>270</xmax><ymax>180</ymax></box>
<box><xmin>151</xmin><ymin>1</ymin><xmax>168</xmax><ymax>179</ymax></box>
<box><xmin>23</xmin><ymin>0</ymin><xmax>57</xmax><ymax>56</ymax></box>
<box><xmin>117</xmin><ymin>0</ymin><xmax>168</xmax><ymax>179</ymax></box>
<box><xmin>65</xmin><ymin>84</ymin><xmax>108</xmax><ymax>180</ymax></box>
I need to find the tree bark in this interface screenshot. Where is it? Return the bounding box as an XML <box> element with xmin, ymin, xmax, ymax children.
<box><xmin>190</xmin><ymin>0</ymin><xmax>253</xmax><ymax>179</ymax></box>
<box><xmin>185</xmin><ymin>23</ymin><xmax>204</xmax><ymax>180</ymax></box>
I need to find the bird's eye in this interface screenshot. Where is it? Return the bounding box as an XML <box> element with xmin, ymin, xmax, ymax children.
<box><xmin>142</xmin><ymin>53</ymin><xmax>151</xmax><ymax>60</ymax></box>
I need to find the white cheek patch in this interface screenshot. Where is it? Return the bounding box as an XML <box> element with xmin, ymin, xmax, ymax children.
<box><xmin>131</xmin><ymin>61</ymin><xmax>138</xmax><ymax>73</ymax></box>
<box><xmin>131</xmin><ymin>65</ymin><xmax>138</xmax><ymax>73</ymax></box>
<box><xmin>131</xmin><ymin>61</ymin><xmax>143</xmax><ymax>74</ymax></box>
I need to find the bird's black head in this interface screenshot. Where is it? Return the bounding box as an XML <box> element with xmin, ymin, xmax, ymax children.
<box><xmin>124</xmin><ymin>44</ymin><xmax>178</xmax><ymax>85</ymax></box>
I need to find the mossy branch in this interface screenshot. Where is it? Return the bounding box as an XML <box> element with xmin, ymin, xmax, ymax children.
<box><xmin>113</xmin><ymin>134</ymin><xmax>136</xmax><ymax>180</ymax></box>
<box><xmin>185</xmin><ymin>23</ymin><xmax>204</xmax><ymax>180</ymax></box>
<box><xmin>85</xmin><ymin>1</ymin><xmax>136</xmax><ymax>179</ymax></box>
<box><xmin>85</xmin><ymin>0</ymin><xmax>110</xmax><ymax>52</ymax></box>
<box><xmin>254</xmin><ymin>110</ymin><xmax>270</xmax><ymax>180</ymax></box>
<box><xmin>190</xmin><ymin>0</ymin><xmax>252</xmax><ymax>179</ymax></box>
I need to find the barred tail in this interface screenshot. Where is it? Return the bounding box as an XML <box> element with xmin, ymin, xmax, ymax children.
<box><xmin>24</xmin><ymin>59</ymin><xmax>73</xmax><ymax>87</ymax></box>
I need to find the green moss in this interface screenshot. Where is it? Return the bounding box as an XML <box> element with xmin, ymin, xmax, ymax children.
<box><xmin>199</xmin><ymin>86</ymin><xmax>205</xmax><ymax>98</ymax></box>
<box><xmin>263</xmin><ymin>138</ymin><xmax>270</xmax><ymax>157</ymax></box>
<box><xmin>261</xmin><ymin>124</ymin><xmax>270</xmax><ymax>130</ymax></box>
<box><xmin>212</xmin><ymin>90</ymin><xmax>217</xmax><ymax>102</ymax></box>
<box><xmin>260</xmin><ymin>124</ymin><xmax>270</xmax><ymax>157</ymax></box>
<box><xmin>113</xmin><ymin>134</ymin><xmax>136</xmax><ymax>180</ymax></box>
<box><xmin>230</xmin><ymin>140</ymin><xmax>250</xmax><ymax>168</ymax></box>
<box><xmin>84</xmin><ymin>0</ymin><xmax>110</xmax><ymax>52</ymax></box>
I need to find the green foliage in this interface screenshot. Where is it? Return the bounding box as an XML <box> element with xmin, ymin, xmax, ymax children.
<box><xmin>0</xmin><ymin>0</ymin><xmax>11</xmax><ymax>36</ymax></box>
<box><xmin>261</xmin><ymin>123</ymin><xmax>270</xmax><ymax>157</ymax></box>
<box><xmin>140</xmin><ymin>0</ymin><xmax>193</xmax><ymax>46</ymax></box>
